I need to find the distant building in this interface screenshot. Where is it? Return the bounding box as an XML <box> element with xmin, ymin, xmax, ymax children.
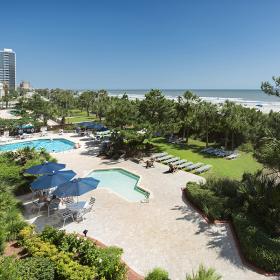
<box><xmin>0</xmin><ymin>48</ymin><xmax>16</xmax><ymax>91</ymax></box>
<box><xmin>19</xmin><ymin>80</ymin><xmax>32</xmax><ymax>90</ymax></box>
<box><xmin>0</xmin><ymin>82</ymin><xmax>4</xmax><ymax>98</ymax></box>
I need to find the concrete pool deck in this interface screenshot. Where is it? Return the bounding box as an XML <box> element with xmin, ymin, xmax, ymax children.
<box><xmin>21</xmin><ymin>133</ymin><xmax>276</xmax><ymax>280</ymax></box>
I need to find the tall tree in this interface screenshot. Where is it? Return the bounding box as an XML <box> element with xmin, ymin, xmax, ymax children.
<box><xmin>139</xmin><ymin>89</ymin><xmax>176</xmax><ymax>135</ymax></box>
<box><xmin>197</xmin><ymin>101</ymin><xmax>218</xmax><ymax>147</ymax></box>
<box><xmin>176</xmin><ymin>91</ymin><xmax>200</xmax><ymax>144</ymax></box>
<box><xmin>78</xmin><ymin>91</ymin><xmax>97</xmax><ymax>116</ymax></box>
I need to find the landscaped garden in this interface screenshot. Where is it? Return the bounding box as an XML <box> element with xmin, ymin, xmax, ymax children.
<box><xmin>185</xmin><ymin>174</ymin><xmax>280</xmax><ymax>273</ymax></box>
<box><xmin>150</xmin><ymin>138</ymin><xmax>262</xmax><ymax>180</ymax></box>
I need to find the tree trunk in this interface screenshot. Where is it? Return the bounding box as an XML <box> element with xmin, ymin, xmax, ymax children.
<box><xmin>182</xmin><ymin>126</ymin><xmax>186</xmax><ymax>139</ymax></box>
<box><xmin>205</xmin><ymin>120</ymin><xmax>209</xmax><ymax>147</ymax></box>
<box><xmin>185</xmin><ymin>127</ymin><xmax>190</xmax><ymax>144</ymax></box>
<box><xmin>231</xmin><ymin>132</ymin><xmax>234</xmax><ymax>150</ymax></box>
<box><xmin>225</xmin><ymin>130</ymin><xmax>229</xmax><ymax>149</ymax></box>
<box><xmin>86</xmin><ymin>107</ymin><xmax>90</xmax><ymax>117</ymax></box>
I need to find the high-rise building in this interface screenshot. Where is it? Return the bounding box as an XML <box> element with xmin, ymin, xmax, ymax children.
<box><xmin>0</xmin><ymin>48</ymin><xmax>16</xmax><ymax>91</ymax></box>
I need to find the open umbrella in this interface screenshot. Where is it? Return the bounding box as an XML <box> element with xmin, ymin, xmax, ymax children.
<box><xmin>53</xmin><ymin>177</ymin><xmax>100</xmax><ymax>198</ymax></box>
<box><xmin>31</xmin><ymin>170</ymin><xmax>76</xmax><ymax>191</ymax></box>
<box><xmin>25</xmin><ymin>162</ymin><xmax>66</xmax><ymax>175</ymax></box>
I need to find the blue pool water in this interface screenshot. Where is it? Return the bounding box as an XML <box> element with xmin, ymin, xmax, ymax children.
<box><xmin>0</xmin><ymin>138</ymin><xmax>75</xmax><ymax>153</ymax></box>
<box><xmin>88</xmin><ymin>168</ymin><xmax>148</xmax><ymax>202</ymax></box>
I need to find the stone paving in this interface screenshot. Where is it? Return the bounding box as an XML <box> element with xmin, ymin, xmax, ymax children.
<box><xmin>21</xmin><ymin>134</ymin><xmax>276</xmax><ymax>280</ymax></box>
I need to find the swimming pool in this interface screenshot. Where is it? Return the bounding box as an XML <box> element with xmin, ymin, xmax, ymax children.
<box><xmin>88</xmin><ymin>168</ymin><xmax>149</xmax><ymax>202</ymax></box>
<box><xmin>0</xmin><ymin>138</ymin><xmax>75</xmax><ymax>153</ymax></box>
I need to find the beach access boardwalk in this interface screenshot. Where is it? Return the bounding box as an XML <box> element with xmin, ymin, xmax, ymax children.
<box><xmin>22</xmin><ymin>134</ymin><xmax>276</xmax><ymax>280</ymax></box>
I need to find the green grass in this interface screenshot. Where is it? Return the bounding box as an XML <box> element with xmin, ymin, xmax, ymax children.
<box><xmin>150</xmin><ymin>137</ymin><xmax>263</xmax><ymax>180</ymax></box>
<box><xmin>66</xmin><ymin>109</ymin><xmax>96</xmax><ymax>124</ymax></box>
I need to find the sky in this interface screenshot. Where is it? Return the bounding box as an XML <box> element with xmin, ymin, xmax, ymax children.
<box><xmin>1</xmin><ymin>0</ymin><xmax>280</xmax><ymax>89</ymax></box>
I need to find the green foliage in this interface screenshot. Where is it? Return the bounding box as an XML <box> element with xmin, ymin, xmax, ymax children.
<box><xmin>261</xmin><ymin>76</ymin><xmax>280</xmax><ymax>97</ymax></box>
<box><xmin>19</xmin><ymin>226</ymin><xmax>97</xmax><ymax>280</ymax></box>
<box><xmin>233</xmin><ymin>214</ymin><xmax>280</xmax><ymax>272</ymax></box>
<box><xmin>145</xmin><ymin>267</ymin><xmax>170</xmax><ymax>280</ymax></box>
<box><xmin>0</xmin><ymin>256</ymin><xmax>21</xmax><ymax>280</ymax></box>
<box><xmin>186</xmin><ymin>265</ymin><xmax>221</xmax><ymax>280</ymax></box>
<box><xmin>186</xmin><ymin>172</ymin><xmax>280</xmax><ymax>272</ymax></box>
<box><xmin>238</xmin><ymin>142</ymin><xmax>254</xmax><ymax>153</ymax></box>
<box><xmin>40</xmin><ymin>226</ymin><xmax>127</xmax><ymax>280</ymax></box>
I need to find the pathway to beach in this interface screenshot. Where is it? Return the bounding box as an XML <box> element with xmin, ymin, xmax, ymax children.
<box><xmin>23</xmin><ymin>134</ymin><xmax>276</xmax><ymax>280</ymax></box>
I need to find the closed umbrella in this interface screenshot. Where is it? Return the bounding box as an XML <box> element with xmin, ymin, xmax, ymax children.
<box><xmin>53</xmin><ymin>177</ymin><xmax>100</xmax><ymax>198</ymax></box>
<box><xmin>25</xmin><ymin>162</ymin><xmax>66</xmax><ymax>175</ymax></box>
<box><xmin>31</xmin><ymin>170</ymin><xmax>76</xmax><ymax>191</ymax></box>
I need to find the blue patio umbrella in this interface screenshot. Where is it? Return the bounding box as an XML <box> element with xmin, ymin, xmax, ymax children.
<box><xmin>78</xmin><ymin>121</ymin><xmax>107</xmax><ymax>131</ymax></box>
<box><xmin>31</xmin><ymin>170</ymin><xmax>76</xmax><ymax>191</ymax></box>
<box><xmin>53</xmin><ymin>177</ymin><xmax>100</xmax><ymax>198</ymax></box>
<box><xmin>25</xmin><ymin>162</ymin><xmax>66</xmax><ymax>175</ymax></box>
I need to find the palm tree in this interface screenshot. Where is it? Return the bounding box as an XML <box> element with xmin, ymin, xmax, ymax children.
<box><xmin>197</xmin><ymin>101</ymin><xmax>218</xmax><ymax>147</ymax></box>
<box><xmin>176</xmin><ymin>91</ymin><xmax>200</xmax><ymax>144</ymax></box>
<box><xmin>186</xmin><ymin>265</ymin><xmax>222</xmax><ymax>280</ymax></box>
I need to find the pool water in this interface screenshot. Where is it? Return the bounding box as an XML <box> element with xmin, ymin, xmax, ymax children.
<box><xmin>88</xmin><ymin>168</ymin><xmax>148</xmax><ymax>202</ymax></box>
<box><xmin>0</xmin><ymin>138</ymin><xmax>75</xmax><ymax>153</ymax></box>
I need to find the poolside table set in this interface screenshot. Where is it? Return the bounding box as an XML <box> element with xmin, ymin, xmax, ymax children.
<box><xmin>26</xmin><ymin>162</ymin><xmax>99</xmax><ymax>227</ymax></box>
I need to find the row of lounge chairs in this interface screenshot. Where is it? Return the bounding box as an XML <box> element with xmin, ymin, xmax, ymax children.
<box><xmin>151</xmin><ymin>152</ymin><xmax>212</xmax><ymax>174</ymax></box>
<box><xmin>201</xmin><ymin>147</ymin><xmax>239</xmax><ymax>160</ymax></box>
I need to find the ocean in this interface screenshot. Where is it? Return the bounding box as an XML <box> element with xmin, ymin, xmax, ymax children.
<box><xmin>108</xmin><ymin>89</ymin><xmax>279</xmax><ymax>103</ymax></box>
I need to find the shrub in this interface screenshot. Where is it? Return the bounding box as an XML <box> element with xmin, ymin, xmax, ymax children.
<box><xmin>186</xmin><ymin>265</ymin><xmax>221</xmax><ymax>280</ymax></box>
<box><xmin>145</xmin><ymin>267</ymin><xmax>169</xmax><ymax>280</ymax></box>
<box><xmin>40</xmin><ymin>226</ymin><xmax>127</xmax><ymax>280</ymax></box>
<box><xmin>238</xmin><ymin>142</ymin><xmax>254</xmax><ymax>153</ymax></box>
<box><xmin>233</xmin><ymin>214</ymin><xmax>280</xmax><ymax>272</ymax></box>
<box><xmin>19</xmin><ymin>257</ymin><xmax>55</xmax><ymax>280</ymax></box>
<box><xmin>19</xmin><ymin>226</ymin><xmax>97</xmax><ymax>280</ymax></box>
<box><xmin>0</xmin><ymin>256</ymin><xmax>21</xmax><ymax>280</ymax></box>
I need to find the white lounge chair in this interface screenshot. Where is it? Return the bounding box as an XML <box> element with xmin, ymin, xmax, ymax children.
<box><xmin>151</xmin><ymin>152</ymin><xmax>167</xmax><ymax>159</ymax></box>
<box><xmin>177</xmin><ymin>161</ymin><xmax>193</xmax><ymax>169</ymax></box>
<box><xmin>172</xmin><ymin>159</ymin><xmax>187</xmax><ymax>166</ymax></box>
<box><xmin>226</xmin><ymin>153</ymin><xmax>239</xmax><ymax>160</ymax></box>
<box><xmin>163</xmin><ymin>157</ymin><xmax>180</xmax><ymax>164</ymax></box>
<box><xmin>194</xmin><ymin>165</ymin><xmax>212</xmax><ymax>174</ymax></box>
<box><xmin>186</xmin><ymin>162</ymin><xmax>204</xmax><ymax>171</ymax></box>
<box><xmin>156</xmin><ymin>155</ymin><xmax>173</xmax><ymax>162</ymax></box>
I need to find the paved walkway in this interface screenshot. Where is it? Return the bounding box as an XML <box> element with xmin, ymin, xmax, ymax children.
<box><xmin>22</xmin><ymin>134</ymin><xmax>276</xmax><ymax>280</ymax></box>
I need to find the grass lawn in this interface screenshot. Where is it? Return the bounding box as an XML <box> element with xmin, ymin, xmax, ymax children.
<box><xmin>150</xmin><ymin>137</ymin><xmax>263</xmax><ymax>180</ymax></box>
<box><xmin>66</xmin><ymin>109</ymin><xmax>97</xmax><ymax>124</ymax></box>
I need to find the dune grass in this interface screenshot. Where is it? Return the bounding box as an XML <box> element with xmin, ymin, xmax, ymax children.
<box><xmin>150</xmin><ymin>137</ymin><xmax>263</xmax><ymax>180</ymax></box>
<box><xmin>66</xmin><ymin>109</ymin><xmax>96</xmax><ymax>124</ymax></box>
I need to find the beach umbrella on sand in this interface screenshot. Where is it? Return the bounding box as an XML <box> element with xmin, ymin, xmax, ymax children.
<box><xmin>53</xmin><ymin>177</ymin><xmax>100</xmax><ymax>198</ymax></box>
<box><xmin>31</xmin><ymin>170</ymin><xmax>76</xmax><ymax>191</ymax></box>
<box><xmin>25</xmin><ymin>162</ymin><xmax>66</xmax><ymax>175</ymax></box>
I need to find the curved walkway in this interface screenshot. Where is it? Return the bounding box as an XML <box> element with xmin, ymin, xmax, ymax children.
<box><xmin>23</xmin><ymin>136</ymin><xmax>277</xmax><ymax>280</ymax></box>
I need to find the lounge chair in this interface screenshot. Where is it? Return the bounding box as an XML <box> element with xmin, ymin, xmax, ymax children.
<box><xmin>201</xmin><ymin>147</ymin><xmax>213</xmax><ymax>153</ymax></box>
<box><xmin>151</xmin><ymin>152</ymin><xmax>167</xmax><ymax>159</ymax></box>
<box><xmin>156</xmin><ymin>155</ymin><xmax>173</xmax><ymax>162</ymax></box>
<box><xmin>177</xmin><ymin>161</ymin><xmax>193</xmax><ymax>169</ymax></box>
<box><xmin>163</xmin><ymin>157</ymin><xmax>180</xmax><ymax>164</ymax></box>
<box><xmin>194</xmin><ymin>165</ymin><xmax>212</xmax><ymax>174</ymax></box>
<box><xmin>185</xmin><ymin>162</ymin><xmax>204</xmax><ymax>171</ymax></box>
<box><xmin>172</xmin><ymin>159</ymin><xmax>186</xmax><ymax>166</ymax></box>
<box><xmin>226</xmin><ymin>153</ymin><xmax>239</xmax><ymax>160</ymax></box>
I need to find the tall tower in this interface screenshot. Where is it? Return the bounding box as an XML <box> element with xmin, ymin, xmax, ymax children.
<box><xmin>0</xmin><ymin>48</ymin><xmax>16</xmax><ymax>91</ymax></box>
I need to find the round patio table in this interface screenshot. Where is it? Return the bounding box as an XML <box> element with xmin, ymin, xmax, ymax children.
<box><xmin>66</xmin><ymin>201</ymin><xmax>88</xmax><ymax>213</ymax></box>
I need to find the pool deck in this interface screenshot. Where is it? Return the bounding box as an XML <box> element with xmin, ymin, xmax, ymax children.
<box><xmin>21</xmin><ymin>133</ymin><xmax>276</xmax><ymax>280</ymax></box>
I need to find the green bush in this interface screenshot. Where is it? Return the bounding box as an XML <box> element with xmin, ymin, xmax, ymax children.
<box><xmin>186</xmin><ymin>265</ymin><xmax>221</xmax><ymax>280</ymax></box>
<box><xmin>19</xmin><ymin>257</ymin><xmax>55</xmax><ymax>280</ymax></box>
<box><xmin>0</xmin><ymin>256</ymin><xmax>21</xmax><ymax>280</ymax></box>
<box><xmin>41</xmin><ymin>226</ymin><xmax>127</xmax><ymax>280</ymax></box>
<box><xmin>233</xmin><ymin>214</ymin><xmax>280</xmax><ymax>272</ymax></box>
<box><xmin>185</xmin><ymin>184</ymin><xmax>225</xmax><ymax>221</ymax></box>
<box><xmin>238</xmin><ymin>142</ymin><xmax>254</xmax><ymax>153</ymax></box>
<box><xmin>186</xmin><ymin>173</ymin><xmax>280</xmax><ymax>273</ymax></box>
<box><xmin>19</xmin><ymin>226</ymin><xmax>97</xmax><ymax>280</ymax></box>
<box><xmin>145</xmin><ymin>267</ymin><xmax>169</xmax><ymax>280</ymax></box>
